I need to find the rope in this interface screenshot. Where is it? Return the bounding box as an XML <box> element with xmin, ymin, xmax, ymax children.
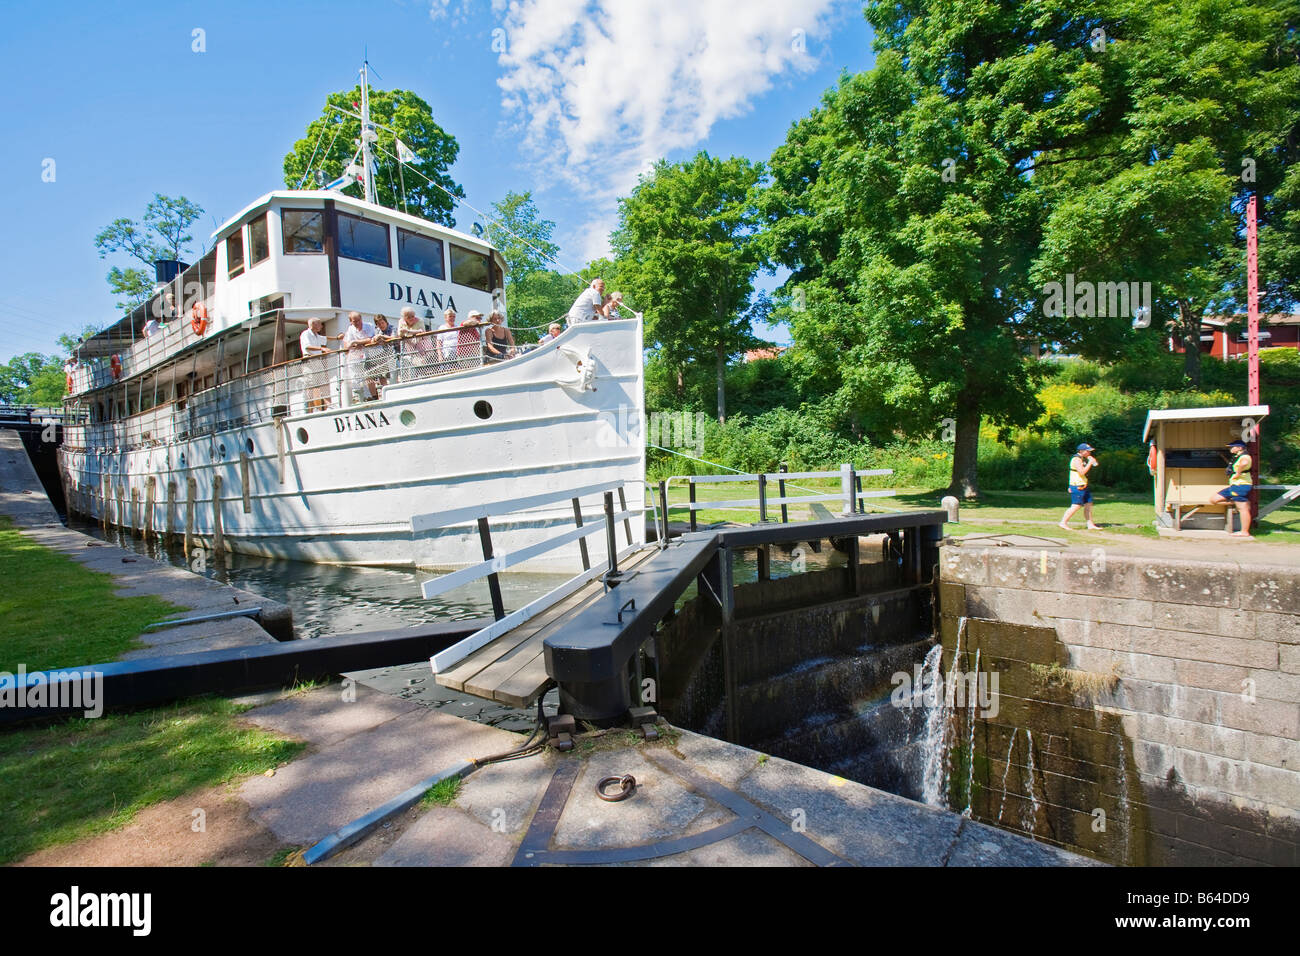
<box><xmin>295</xmin><ymin>120</ymin><xmax>330</xmax><ymax>189</ymax></box>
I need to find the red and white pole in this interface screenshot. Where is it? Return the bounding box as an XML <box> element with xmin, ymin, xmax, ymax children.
<box><xmin>1246</xmin><ymin>195</ymin><xmax>1261</xmax><ymax>520</ymax></box>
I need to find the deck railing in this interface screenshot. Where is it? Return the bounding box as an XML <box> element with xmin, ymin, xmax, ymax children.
<box><xmin>62</xmin><ymin>330</ymin><xmax>542</xmax><ymax>452</ymax></box>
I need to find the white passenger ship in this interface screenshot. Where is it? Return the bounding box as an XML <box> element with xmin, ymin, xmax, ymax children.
<box><xmin>59</xmin><ymin>72</ymin><xmax>645</xmax><ymax>570</ymax></box>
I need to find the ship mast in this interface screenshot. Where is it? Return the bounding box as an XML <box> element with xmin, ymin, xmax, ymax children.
<box><xmin>359</xmin><ymin>61</ymin><xmax>378</xmax><ymax>205</ymax></box>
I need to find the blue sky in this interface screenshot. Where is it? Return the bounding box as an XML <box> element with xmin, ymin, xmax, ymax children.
<box><xmin>0</xmin><ymin>0</ymin><xmax>874</xmax><ymax>364</ymax></box>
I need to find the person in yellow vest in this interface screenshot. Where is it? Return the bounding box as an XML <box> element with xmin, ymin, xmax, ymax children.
<box><xmin>1210</xmin><ymin>439</ymin><xmax>1253</xmax><ymax>537</ymax></box>
<box><xmin>1059</xmin><ymin>442</ymin><xmax>1101</xmax><ymax>531</ymax></box>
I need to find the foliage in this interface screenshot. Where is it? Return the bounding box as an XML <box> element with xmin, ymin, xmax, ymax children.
<box><xmin>612</xmin><ymin>152</ymin><xmax>766</xmax><ymax>420</ymax></box>
<box><xmin>283</xmin><ymin>85</ymin><xmax>463</xmax><ymax>225</ymax></box>
<box><xmin>485</xmin><ymin>191</ymin><xmax>582</xmax><ymax>334</ymax></box>
<box><xmin>757</xmin><ymin>0</ymin><xmax>1300</xmax><ymax>495</ymax></box>
<box><xmin>94</xmin><ymin>194</ymin><xmax>204</xmax><ymax>313</ymax></box>
<box><xmin>0</xmin><ymin>353</ymin><xmax>66</xmax><ymax>406</ymax></box>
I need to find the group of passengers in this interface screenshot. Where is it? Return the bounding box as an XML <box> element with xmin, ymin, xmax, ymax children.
<box><xmin>295</xmin><ymin>279</ymin><xmax>631</xmax><ymax>411</ymax></box>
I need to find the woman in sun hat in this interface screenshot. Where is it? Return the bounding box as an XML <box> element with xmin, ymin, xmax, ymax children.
<box><xmin>1059</xmin><ymin>442</ymin><xmax>1101</xmax><ymax>531</ymax></box>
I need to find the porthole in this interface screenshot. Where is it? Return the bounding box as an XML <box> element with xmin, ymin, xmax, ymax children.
<box><xmin>296</xmin><ymin>427</ymin><xmax>309</xmax><ymax>444</ymax></box>
<box><xmin>179</xmin><ymin>453</ymin><xmax>186</xmax><ymax>467</ymax></box>
<box><xmin>473</xmin><ymin>400</ymin><xmax>493</xmax><ymax>420</ymax></box>
<box><xmin>400</xmin><ymin>410</ymin><xmax>416</xmax><ymax>427</ymax></box>
<box><xmin>245</xmin><ymin>439</ymin><xmax>255</xmax><ymax>455</ymax></box>
<box><xmin>217</xmin><ymin>442</ymin><xmax>227</xmax><ymax>459</ymax></box>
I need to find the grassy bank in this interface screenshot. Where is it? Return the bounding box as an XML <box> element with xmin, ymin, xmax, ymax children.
<box><xmin>0</xmin><ymin>518</ymin><xmax>304</xmax><ymax>864</ymax></box>
<box><xmin>658</xmin><ymin>482</ymin><xmax>1300</xmax><ymax>544</ymax></box>
<box><xmin>0</xmin><ymin>516</ymin><xmax>181</xmax><ymax>671</ymax></box>
<box><xmin>0</xmin><ymin>696</ymin><xmax>304</xmax><ymax>864</ymax></box>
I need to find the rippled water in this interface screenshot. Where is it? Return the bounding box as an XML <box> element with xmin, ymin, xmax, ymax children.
<box><xmin>72</xmin><ymin>520</ymin><xmax>572</xmax><ymax>730</ymax></box>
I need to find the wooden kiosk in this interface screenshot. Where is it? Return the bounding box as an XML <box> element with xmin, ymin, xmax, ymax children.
<box><xmin>1143</xmin><ymin>405</ymin><xmax>1269</xmax><ymax>535</ymax></box>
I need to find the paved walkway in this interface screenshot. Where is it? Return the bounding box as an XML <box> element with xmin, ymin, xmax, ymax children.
<box><xmin>0</xmin><ymin>428</ymin><xmax>289</xmax><ymax>656</ymax></box>
<box><xmin>236</xmin><ymin>684</ymin><xmax>1098</xmax><ymax>867</ymax></box>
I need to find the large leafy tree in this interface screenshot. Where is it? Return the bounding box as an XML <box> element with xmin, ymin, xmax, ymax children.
<box><xmin>612</xmin><ymin>153</ymin><xmax>765</xmax><ymax>421</ymax></box>
<box><xmin>94</xmin><ymin>195</ymin><xmax>204</xmax><ymax>312</ymax></box>
<box><xmin>0</xmin><ymin>354</ymin><xmax>64</xmax><ymax>405</ymax></box>
<box><xmin>486</xmin><ymin>191</ymin><xmax>578</xmax><ymax>331</ymax></box>
<box><xmin>760</xmin><ymin>0</ymin><xmax>1299</xmax><ymax>496</ymax></box>
<box><xmin>283</xmin><ymin>86</ymin><xmax>463</xmax><ymax>225</ymax></box>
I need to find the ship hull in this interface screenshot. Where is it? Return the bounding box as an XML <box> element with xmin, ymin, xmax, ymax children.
<box><xmin>59</xmin><ymin>321</ymin><xmax>646</xmax><ymax>571</ymax></box>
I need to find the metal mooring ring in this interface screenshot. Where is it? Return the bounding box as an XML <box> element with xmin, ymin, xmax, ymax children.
<box><xmin>596</xmin><ymin>774</ymin><xmax>637</xmax><ymax>802</ymax></box>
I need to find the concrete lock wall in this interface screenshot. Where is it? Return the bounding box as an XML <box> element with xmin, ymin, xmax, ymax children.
<box><xmin>939</xmin><ymin>545</ymin><xmax>1300</xmax><ymax>866</ymax></box>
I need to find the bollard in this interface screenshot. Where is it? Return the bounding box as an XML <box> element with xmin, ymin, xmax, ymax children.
<box><xmin>941</xmin><ymin>495</ymin><xmax>959</xmax><ymax>522</ymax></box>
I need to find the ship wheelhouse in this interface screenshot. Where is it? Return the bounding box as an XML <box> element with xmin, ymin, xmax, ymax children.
<box><xmin>64</xmin><ymin>192</ymin><xmax>512</xmax><ymax>450</ymax></box>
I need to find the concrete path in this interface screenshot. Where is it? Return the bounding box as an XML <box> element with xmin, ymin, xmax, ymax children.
<box><xmin>236</xmin><ymin>685</ymin><xmax>1098</xmax><ymax>867</ymax></box>
<box><xmin>0</xmin><ymin>428</ymin><xmax>290</xmax><ymax>656</ymax></box>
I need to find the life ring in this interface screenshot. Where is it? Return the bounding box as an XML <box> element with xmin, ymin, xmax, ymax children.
<box><xmin>65</xmin><ymin>373</ymin><xmax>74</xmax><ymax>392</ymax></box>
<box><xmin>110</xmin><ymin>355</ymin><xmax>122</xmax><ymax>379</ymax></box>
<box><xmin>1147</xmin><ymin>442</ymin><xmax>1158</xmax><ymax>476</ymax></box>
<box><xmin>191</xmin><ymin>302</ymin><xmax>209</xmax><ymax>336</ymax></box>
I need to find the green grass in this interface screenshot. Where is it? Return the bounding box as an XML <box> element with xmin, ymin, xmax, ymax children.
<box><xmin>655</xmin><ymin>482</ymin><xmax>1300</xmax><ymax>544</ymax></box>
<box><xmin>0</xmin><ymin>696</ymin><xmax>305</xmax><ymax>864</ymax></box>
<box><xmin>420</xmin><ymin>775</ymin><xmax>462</xmax><ymax>808</ymax></box>
<box><xmin>0</xmin><ymin>516</ymin><xmax>183</xmax><ymax>670</ymax></box>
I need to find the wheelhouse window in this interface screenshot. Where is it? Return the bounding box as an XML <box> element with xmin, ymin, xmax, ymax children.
<box><xmin>227</xmin><ymin>232</ymin><xmax>245</xmax><ymax>279</ymax></box>
<box><xmin>338</xmin><ymin>212</ymin><xmax>391</xmax><ymax>266</ymax></box>
<box><xmin>449</xmin><ymin>243</ymin><xmax>489</xmax><ymax>291</ymax></box>
<box><xmin>249</xmin><ymin>213</ymin><xmax>270</xmax><ymax>265</ymax></box>
<box><xmin>397</xmin><ymin>228</ymin><xmax>445</xmax><ymax>279</ymax></box>
<box><xmin>281</xmin><ymin>209</ymin><xmax>324</xmax><ymax>254</ymax></box>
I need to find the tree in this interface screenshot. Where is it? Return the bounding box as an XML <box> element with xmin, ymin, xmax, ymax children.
<box><xmin>612</xmin><ymin>153</ymin><xmax>765</xmax><ymax>421</ymax></box>
<box><xmin>57</xmin><ymin>324</ymin><xmax>104</xmax><ymax>357</ymax></box>
<box><xmin>759</xmin><ymin>0</ymin><xmax>1300</xmax><ymax>496</ymax></box>
<box><xmin>94</xmin><ymin>195</ymin><xmax>204</xmax><ymax>312</ymax></box>
<box><xmin>486</xmin><ymin>191</ymin><xmax>572</xmax><ymax>331</ymax></box>
<box><xmin>283</xmin><ymin>86</ymin><xmax>463</xmax><ymax>225</ymax></box>
<box><xmin>0</xmin><ymin>353</ymin><xmax>64</xmax><ymax>405</ymax></box>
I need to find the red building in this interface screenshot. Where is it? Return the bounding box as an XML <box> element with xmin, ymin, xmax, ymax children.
<box><xmin>1171</xmin><ymin>313</ymin><xmax>1300</xmax><ymax>358</ymax></box>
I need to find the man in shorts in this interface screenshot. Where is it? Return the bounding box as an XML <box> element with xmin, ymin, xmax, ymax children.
<box><xmin>1059</xmin><ymin>442</ymin><xmax>1101</xmax><ymax>531</ymax></box>
<box><xmin>1210</xmin><ymin>439</ymin><xmax>1254</xmax><ymax>536</ymax></box>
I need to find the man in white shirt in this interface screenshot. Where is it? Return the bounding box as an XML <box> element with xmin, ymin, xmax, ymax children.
<box><xmin>342</xmin><ymin>311</ymin><xmax>376</xmax><ymax>401</ymax></box>
<box><xmin>566</xmin><ymin>278</ymin><xmax>605</xmax><ymax>325</ymax></box>
<box><xmin>299</xmin><ymin>317</ymin><xmax>339</xmax><ymax>412</ymax></box>
<box><xmin>142</xmin><ymin>318</ymin><xmax>161</xmax><ymax>338</ymax></box>
<box><xmin>537</xmin><ymin>322</ymin><xmax>563</xmax><ymax>345</ymax></box>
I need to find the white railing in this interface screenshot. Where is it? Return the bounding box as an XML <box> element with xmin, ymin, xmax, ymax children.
<box><xmin>655</xmin><ymin>464</ymin><xmax>896</xmax><ymax>537</ymax></box>
<box><xmin>413</xmin><ymin>481</ymin><xmax>643</xmax><ymax>674</ymax></box>
<box><xmin>62</xmin><ymin>330</ymin><xmax>543</xmax><ymax>452</ymax></box>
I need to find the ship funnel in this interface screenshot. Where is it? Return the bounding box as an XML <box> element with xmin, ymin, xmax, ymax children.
<box><xmin>153</xmin><ymin>259</ymin><xmax>188</xmax><ymax>288</ymax></box>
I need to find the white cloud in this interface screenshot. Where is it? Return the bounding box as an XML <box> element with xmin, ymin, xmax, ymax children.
<box><xmin>493</xmin><ymin>0</ymin><xmax>841</xmax><ymax>261</ymax></box>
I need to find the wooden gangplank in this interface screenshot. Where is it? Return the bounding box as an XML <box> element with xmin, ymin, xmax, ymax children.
<box><xmin>435</xmin><ymin>548</ymin><xmax>660</xmax><ymax>709</ymax></box>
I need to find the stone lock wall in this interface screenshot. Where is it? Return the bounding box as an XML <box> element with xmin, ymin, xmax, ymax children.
<box><xmin>939</xmin><ymin>544</ymin><xmax>1300</xmax><ymax>866</ymax></box>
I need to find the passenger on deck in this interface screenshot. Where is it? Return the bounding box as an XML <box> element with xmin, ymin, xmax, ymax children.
<box><xmin>396</xmin><ymin>306</ymin><xmax>433</xmax><ymax>381</ymax></box>
<box><xmin>566</xmin><ymin>278</ymin><xmax>605</xmax><ymax>325</ymax></box>
<box><xmin>460</xmin><ymin>312</ymin><xmax>484</xmax><ymax>368</ymax></box>
<box><xmin>366</xmin><ymin>315</ymin><xmax>396</xmax><ymax>396</ymax></box>
<box><xmin>602</xmin><ymin>291</ymin><xmax>626</xmax><ymax>318</ymax></box>
<box><xmin>300</xmin><ymin>317</ymin><xmax>340</xmax><ymax>413</ymax></box>
<box><xmin>484</xmin><ymin>311</ymin><xmax>515</xmax><ymax>363</ymax></box>
<box><xmin>537</xmin><ymin>322</ymin><xmax>563</xmax><ymax>345</ymax></box>
<box><xmin>435</xmin><ymin>308</ymin><xmax>459</xmax><ymax>364</ymax></box>
<box><xmin>343</xmin><ymin>311</ymin><xmax>377</xmax><ymax>401</ymax></box>
<box><xmin>142</xmin><ymin>317</ymin><xmax>161</xmax><ymax>338</ymax></box>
